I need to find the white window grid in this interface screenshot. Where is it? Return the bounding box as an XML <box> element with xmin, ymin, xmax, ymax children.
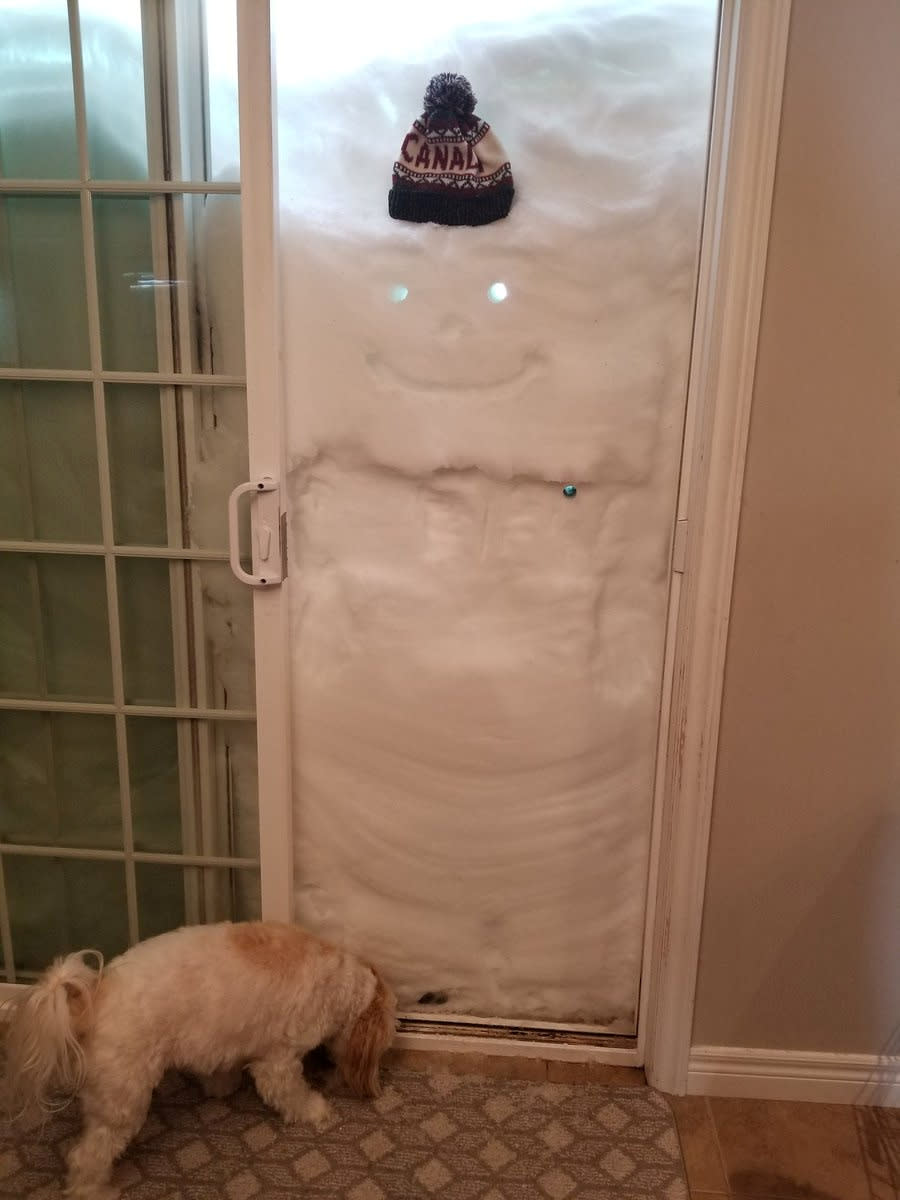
<box><xmin>0</xmin><ymin>0</ymin><xmax>257</xmax><ymax>981</ymax></box>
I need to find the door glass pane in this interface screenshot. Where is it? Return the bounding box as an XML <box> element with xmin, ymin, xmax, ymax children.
<box><xmin>0</xmin><ymin>553</ymin><xmax>113</xmax><ymax>701</ymax></box>
<box><xmin>0</xmin><ymin>381</ymin><xmax>102</xmax><ymax>544</ymax></box>
<box><xmin>6</xmin><ymin>855</ymin><xmax>129</xmax><ymax>973</ymax></box>
<box><xmin>136</xmin><ymin>862</ymin><xmax>261</xmax><ymax>943</ymax></box>
<box><xmin>191</xmin><ymin>194</ymin><xmax>245</xmax><ymax>374</ymax></box>
<box><xmin>204</xmin><ymin>0</ymin><xmax>240</xmax><ymax>180</ymax></box>
<box><xmin>117</xmin><ymin>556</ymin><xmax>176</xmax><ymax>706</ymax></box>
<box><xmin>0</xmin><ymin>2</ymin><xmax>260</xmax><ymax>980</ymax></box>
<box><xmin>107</xmin><ymin>384</ymin><xmax>252</xmax><ymax>552</ymax></box>
<box><xmin>93</xmin><ymin>195</ymin><xmax>159</xmax><ymax>372</ymax></box>
<box><xmin>80</xmin><ymin>0</ymin><xmax>149</xmax><ymax>180</ymax></box>
<box><xmin>93</xmin><ymin>193</ymin><xmax>244</xmax><ymax>376</ymax></box>
<box><xmin>128</xmin><ymin>717</ymin><xmax>181</xmax><ymax>853</ymax></box>
<box><xmin>127</xmin><ymin>717</ymin><xmax>258</xmax><ymax>859</ymax></box>
<box><xmin>195</xmin><ymin>564</ymin><xmax>256</xmax><ymax>711</ymax></box>
<box><xmin>0</xmin><ymin>711</ymin><xmax>121</xmax><ymax>849</ymax></box>
<box><xmin>135</xmin><ymin>861</ymin><xmax>186</xmax><ymax>942</ymax></box>
<box><xmin>0</xmin><ymin>195</ymin><xmax>90</xmax><ymax>369</ymax></box>
<box><xmin>116</xmin><ymin>560</ymin><xmax>256</xmax><ymax>711</ymax></box>
<box><xmin>106</xmin><ymin>384</ymin><xmax>168</xmax><ymax>546</ymax></box>
<box><xmin>214</xmin><ymin>720</ymin><xmax>259</xmax><ymax>861</ymax></box>
<box><xmin>188</xmin><ymin>386</ymin><xmax>250</xmax><ymax>551</ymax></box>
<box><xmin>0</xmin><ymin>1</ymin><xmax>80</xmax><ymax>179</ymax></box>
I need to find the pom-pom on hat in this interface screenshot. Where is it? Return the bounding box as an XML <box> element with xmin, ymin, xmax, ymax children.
<box><xmin>389</xmin><ymin>73</ymin><xmax>514</xmax><ymax>226</ymax></box>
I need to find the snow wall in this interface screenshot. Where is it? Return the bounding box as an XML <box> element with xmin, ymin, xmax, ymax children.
<box><xmin>273</xmin><ymin>0</ymin><xmax>717</xmax><ymax>1025</ymax></box>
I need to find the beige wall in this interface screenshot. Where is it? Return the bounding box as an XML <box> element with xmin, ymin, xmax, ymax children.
<box><xmin>693</xmin><ymin>0</ymin><xmax>900</xmax><ymax>1055</ymax></box>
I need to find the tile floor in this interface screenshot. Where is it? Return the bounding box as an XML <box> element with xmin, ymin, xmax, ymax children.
<box><xmin>666</xmin><ymin>1095</ymin><xmax>898</xmax><ymax>1200</ymax></box>
<box><xmin>387</xmin><ymin>1050</ymin><xmax>900</xmax><ymax>1200</ymax></box>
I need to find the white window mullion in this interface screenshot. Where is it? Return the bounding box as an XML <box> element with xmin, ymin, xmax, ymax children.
<box><xmin>0</xmin><ymin>542</ymin><xmax>229</xmax><ymax>562</ymax></box>
<box><xmin>0</xmin><ymin>698</ymin><xmax>256</xmax><ymax>721</ymax></box>
<box><xmin>236</xmin><ymin>0</ymin><xmax>292</xmax><ymax>921</ymax></box>
<box><xmin>67</xmin><ymin>0</ymin><xmax>141</xmax><ymax>946</ymax></box>
<box><xmin>0</xmin><ymin>367</ymin><xmax>246</xmax><ymax>387</ymax></box>
<box><xmin>0</xmin><ymin>179</ymin><xmax>238</xmax><ymax>195</ymax></box>
<box><xmin>157</xmin><ymin>0</ymin><xmax>232</xmax><ymax>921</ymax></box>
<box><xmin>0</xmin><ymin>844</ymin><xmax>256</xmax><ymax>870</ymax></box>
<box><xmin>141</xmin><ymin>0</ymin><xmax>208</xmax><ymax>925</ymax></box>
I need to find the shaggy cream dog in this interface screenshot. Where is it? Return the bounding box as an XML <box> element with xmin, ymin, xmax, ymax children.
<box><xmin>1</xmin><ymin>920</ymin><xmax>397</xmax><ymax>1199</ymax></box>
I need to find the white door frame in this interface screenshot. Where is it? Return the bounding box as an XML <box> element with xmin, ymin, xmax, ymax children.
<box><xmin>238</xmin><ymin>0</ymin><xmax>793</xmax><ymax>1089</ymax></box>
<box><xmin>236</xmin><ymin>0</ymin><xmax>294</xmax><ymax>923</ymax></box>
<box><xmin>640</xmin><ymin>0</ymin><xmax>792</xmax><ymax>1093</ymax></box>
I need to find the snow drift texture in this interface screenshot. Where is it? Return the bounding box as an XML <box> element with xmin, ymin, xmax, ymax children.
<box><xmin>274</xmin><ymin>0</ymin><xmax>717</xmax><ymax>1026</ymax></box>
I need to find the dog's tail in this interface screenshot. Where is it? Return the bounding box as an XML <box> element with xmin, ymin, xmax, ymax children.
<box><xmin>1</xmin><ymin>949</ymin><xmax>103</xmax><ymax>1120</ymax></box>
<box><xmin>339</xmin><ymin>968</ymin><xmax>397</xmax><ymax>1098</ymax></box>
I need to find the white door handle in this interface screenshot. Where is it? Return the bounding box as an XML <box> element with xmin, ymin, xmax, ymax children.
<box><xmin>227</xmin><ymin>476</ymin><xmax>284</xmax><ymax>587</ymax></box>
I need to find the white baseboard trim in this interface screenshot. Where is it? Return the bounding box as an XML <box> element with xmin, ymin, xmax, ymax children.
<box><xmin>689</xmin><ymin>1045</ymin><xmax>900</xmax><ymax>1106</ymax></box>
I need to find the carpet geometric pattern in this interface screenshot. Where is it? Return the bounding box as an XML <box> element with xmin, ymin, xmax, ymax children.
<box><xmin>0</xmin><ymin>1067</ymin><xmax>688</xmax><ymax>1198</ymax></box>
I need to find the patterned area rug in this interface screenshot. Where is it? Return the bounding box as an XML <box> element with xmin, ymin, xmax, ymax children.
<box><xmin>0</xmin><ymin>1066</ymin><xmax>688</xmax><ymax>1199</ymax></box>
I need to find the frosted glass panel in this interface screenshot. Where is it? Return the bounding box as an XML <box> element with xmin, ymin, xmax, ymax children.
<box><xmin>116</xmin><ymin>560</ymin><xmax>256</xmax><ymax>710</ymax></box>
<box><xmin>128</xmin><ymin>717</ymin><xmax>181</xmax><ymax>853</ymax></box>
<box><xmin>136</xmin><ymin>863</ymin><xmax>261</xmax><ymax>943</ymax></box>
<box><xmin>117</xmin><ymin>557</ymin><xmax>175</xmax><ymax>705</ymax></box>
<box><xmin>135</xmin><ymin>862</ymin><xmax>185</xmax><ymax>942</ymax></box>
<box><xmin>204</xmin><ymin>0</ymin><xmax>240</xmax><ymax>179</ymax></box>
<box><xmin>0</xmin><ymin>711</ymin><xmax>121</xmax><ymax>849</ymax></box>
<box><xmin>106</xmin><ymin>385</ymin><xmax>167</xmax><ymax>546</ymax></box>
<box><xmin>196</xmin><ymin>564</ymin><xmax>256</xmax><ymax>710</ymax></box>
<box><xmin>0</xmin><ymin>1</ymin><xmax>79</xmax><ymax>178</ymax></box>
<box><xmin>0</xmin><ymin>0</ymin><xmax>259</xmax><ymax>982</ymax></box>
<box><xmin>6</xmin><ymin>856</ymin><xmax>128</xmax><ymax>972</ymax></box>
<box><xmin>188</xmin><ymin>387</ymin><xmax>250</xmax><ymax>550</ymax></box>
<box><xmin>127</xmin><ymin>717</ymin><xmax>258</xmax><ymax>858</ymax></box>
<box><xmin>0</xmin><ymin>553</ymin><xmax>113</xmax><ymax>700</ymax></box>
<box><xmin>0</xmin><ymin>196</ymin><xmax>90</xmax><ymax>369</ymax></box>
<box><xmin>214</xmin><ymin>720</ymin><xmax>259</xmax><ymax>860</ymax></box>
<box><xmin>80</xmin><ymin>0</ymin><xmax>149</xmax><ymax>179</ymax></box>
<box><xmin>0</xmin><ymin>382</ymin><xmax>101</xmax><ymax>543</ymax></box>
<box><xmin>108</xmin><ymin>385</ymin><xmax>254</xmax><ymax>551</ymax></box>
<box><xmin>92</xmin><ymin>194</ymin><xmax>244</xmax><ymax>376</ymax></box>
<box><xmin>191</xmin><ymin>194</ymin><xmax>245</xmax><ymax>375</ymax></box>
<box><xmin>93</xmin><ymin>195</ymin><xmax>158</xmax><ymax>372</ymax></box>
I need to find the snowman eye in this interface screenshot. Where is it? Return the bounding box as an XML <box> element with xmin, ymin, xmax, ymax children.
<box><xmin>487</xmin><ymin>281</ymin><xmax>508</xmax><ymax>303</ymax></box>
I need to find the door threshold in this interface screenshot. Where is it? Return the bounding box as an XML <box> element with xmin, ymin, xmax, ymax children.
<box><xmin>396</xmin><ymin>1015</ymin><xmax>639</xmax><ymax>1065</ymax></box>
<box><xmin>399</xmin><ymin>1014</ymin><xmax>634</xmax><ymax>1047</ymax></box>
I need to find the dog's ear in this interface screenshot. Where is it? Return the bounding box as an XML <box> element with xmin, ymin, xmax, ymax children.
<box><xmin>340</xmin><ymin>971</ymin><xmax>396</xmax><ymax>1098</ymax></box>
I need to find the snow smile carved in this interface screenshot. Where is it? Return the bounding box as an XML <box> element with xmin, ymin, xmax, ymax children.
<box><xmin>366</xmin><ymin>349</ymin><xmax>545</xmax><ymax>400</ymax></box>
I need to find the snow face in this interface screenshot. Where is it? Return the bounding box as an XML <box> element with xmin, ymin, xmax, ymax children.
<box><xmin>274</xmin><ymin>0</ymin><xmax>717</xmax><ymax>1025</ymax></box>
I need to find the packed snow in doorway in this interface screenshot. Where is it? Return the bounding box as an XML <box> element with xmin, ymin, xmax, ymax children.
<box><xmin>273</xmin><ymin>0</ymin><xmax>717</xmax><ymax>1026</ymax></box>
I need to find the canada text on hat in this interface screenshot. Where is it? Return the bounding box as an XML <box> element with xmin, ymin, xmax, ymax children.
<box><xmin>388</xmin><ymin>73</ymin><xmax>514</xmax><ymax>227</ymax></box>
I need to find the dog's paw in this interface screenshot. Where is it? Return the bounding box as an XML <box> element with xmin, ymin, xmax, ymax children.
<box><xmin>303</xmin><ymin>1091</ymin><xmax>333</xmax><ymax>1129</ymax></box>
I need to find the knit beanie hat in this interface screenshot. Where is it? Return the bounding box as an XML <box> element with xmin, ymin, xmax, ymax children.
<box><xmin>388</xmin><ymin>73</ymin><xmax>514</xmax><ymax>226</ymax></box>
